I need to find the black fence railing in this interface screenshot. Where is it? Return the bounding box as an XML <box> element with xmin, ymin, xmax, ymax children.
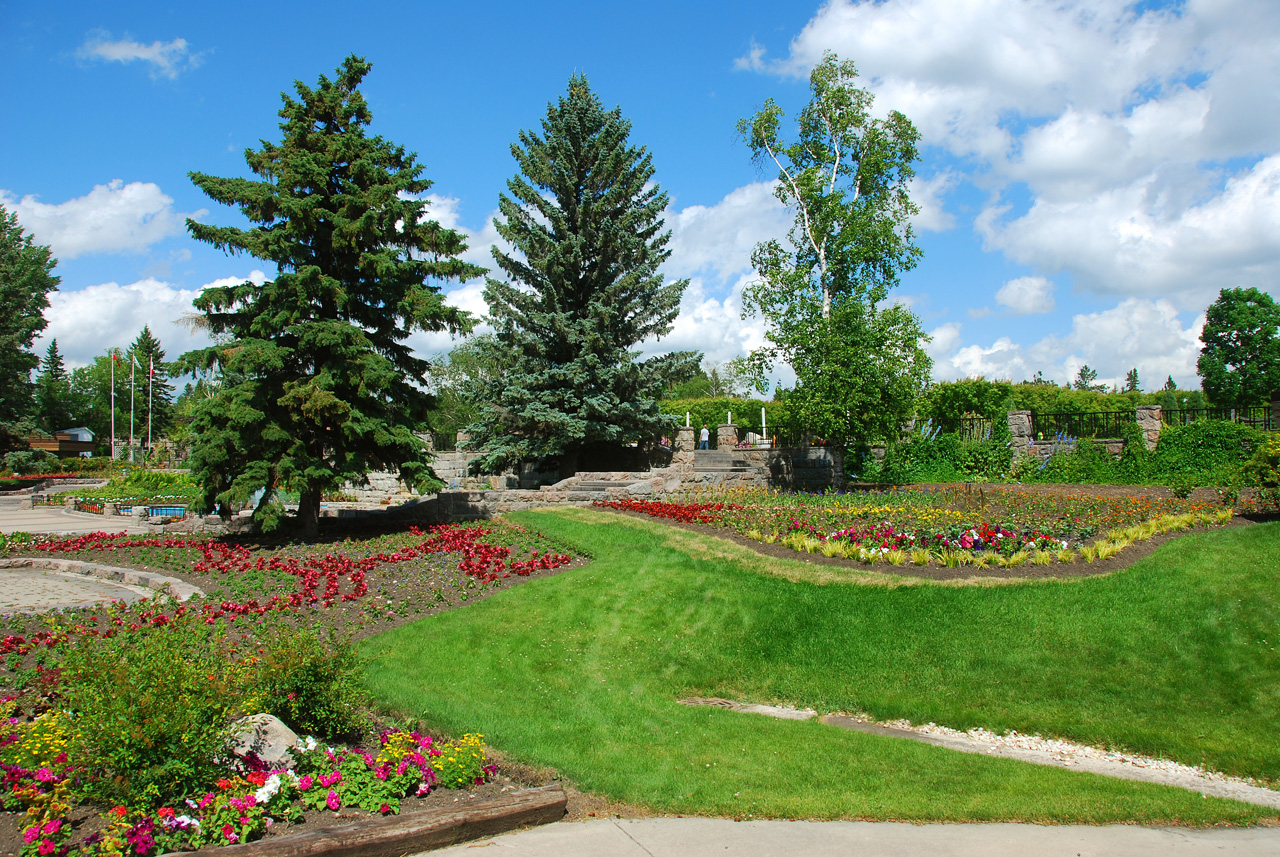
<box><xmin>1163</xmin><ymin>405</ymin><xmax>1276</xmax><ymax>431</ymax></box>
<box><xmin>1031</xmin><ymin>410</ymin><xmax>1135</xmax><ymax>439</ymax></box>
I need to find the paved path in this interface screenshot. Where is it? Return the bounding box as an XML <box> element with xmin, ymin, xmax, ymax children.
<box><xmin>0</xmin><ymin>505</ymin><xmax>149</xmax><ymax>535</ymax></box>
<box><xmin>0</xmin><ymin>566</ymin><xmax>155</xmax><ymax>612</ymax></box>
<box><xmin>428</xmin><ymin>818</ymin><xmax>1280</xmax><ymax>857</ymax></box>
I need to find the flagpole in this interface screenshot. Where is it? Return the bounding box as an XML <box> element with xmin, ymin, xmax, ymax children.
<box><xmin>110</xmin><ymin>351</ymin><xmax>116</xmax><ymax>460</ymax></box>
<box><xmin>129</xmin><ymin>356</ymin><xmax>136</xmax><ymax>462</ymax></box>
<box><xmin>147</xmin><ymin>356</ymin><xmax>154</xmax><ymax>461</ymax></box>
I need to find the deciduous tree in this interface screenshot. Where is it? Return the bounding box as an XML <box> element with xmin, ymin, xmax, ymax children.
<box><xmin>179</xmin><ymin>56</ymin><xmax>481</xmax><ymax>533</ymax></box>
<box><xmin>737</xmin><ymin>52</ymin><xmax>930</xmax><ymax>443</ymax></box>
<box><xmin>1197</xmin><ymin>287</ymin><xmax>1280</xmax><ymax>406</ymax></box>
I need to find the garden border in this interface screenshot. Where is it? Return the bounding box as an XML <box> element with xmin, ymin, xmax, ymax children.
<box><xmin>169</xmin><ymin>784</ymin><xmax>567</xmax><ymax>857</ymax></box>
<box><xmin>0</xmin><ymin>557</ymin><xmax>204</xmax><ymax>601</ymax></box>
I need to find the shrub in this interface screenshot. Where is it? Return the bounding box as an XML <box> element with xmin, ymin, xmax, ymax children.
<box><xmin>1148</xmin><ymin>420</ymin><xmax>1263</xmax><ymax>485</ymax></box>
<box><xmin>252</xmin><ymin>624</ymin><xmax>369</xmax><ymax>740</ymax></box>
<box><xmin>1242</xmin><ymin>434</ymin><xmax>1280</xmax><ymax>511</ymax></box>
<box><xmin>56</xmin><ymin>613</ymin><xmax>244</xmax><ymax>806</ymax></box>
<box><xmin>3</xmin><ymin>449</ymin><xmax>57</xmax><ymax>476</ymax></box>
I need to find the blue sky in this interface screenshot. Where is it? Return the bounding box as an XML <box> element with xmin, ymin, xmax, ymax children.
<box><xmin>3</xmin><ymin>0</ymin><xmax>1278</xmax><ymax>392</ymax></box>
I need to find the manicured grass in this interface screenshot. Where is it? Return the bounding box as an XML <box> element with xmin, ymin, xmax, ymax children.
<box><xmin>361</xmin><ymin>509</ymin><xmax>1280</xmax><ymax>823</ymax></box>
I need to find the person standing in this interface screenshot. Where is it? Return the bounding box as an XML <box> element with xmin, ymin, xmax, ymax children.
<box><xmin>699</xmin><ymin>424</ymin><xmax>710</xmax><ymax>450</ymax></box>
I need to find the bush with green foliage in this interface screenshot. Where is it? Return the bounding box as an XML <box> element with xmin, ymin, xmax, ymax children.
<box><xmin>859</xmin><ymin>417</ymin><xmax>1263</xmax><ymax>487</ymax></box>
<box><xmin>50</xmin><ymin>605</ymin><xmax>368</xmax><ymax>808</ymax></box>
<box><xmin>254</xmin><ymin>624</ymin><xmax>369</xmax><ymax>739</ymax></box>
<box><xmin>57</xmin><ymin>614</ymin><xmax>243</xmax><ymax>806</ymax></box>
<box><xmin>3</xmin><ymin>449</ymin><xmax>58</xmax><ymax>475</ymax></box>
<box><xmin>1242</xmin><ymin>434</ymin><xmax>1280</xmax><ymax>510</ymax></box>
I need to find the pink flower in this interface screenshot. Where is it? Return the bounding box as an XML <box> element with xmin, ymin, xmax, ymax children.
<box><xmin>326</xmin><ymin>790</ymin><xmax>340</xmax><ymax>811</ymax></box>
<box><xmin>297</xmin><ymin>774</ymin><xmax>313</xmax><ymax>791</ymax></box>
<box><xmin>34</xmin><ymin>767</ymin><xmax>55</xmax><ymax>783</ymax></box>
<box><xmin>41</xmin><ymin>820</ymin><xmax>61</xmax><ymax>835</ymax></box>
<box><xmin>379</xmin><ymin>803</ymin><xmax>391</xmax><ymax>814</ymax></box>
<box><xmin>37</xmin><ymin>839</ymin><xmax>55</xmax><ymax>855</ymax></box>
<box><xmin>223</xmin><ymin>824</ymin><xmax>238</xmax><ymax>842</ymax></box>
<box><xmin>22</xmin><ymin>825</ymin><xmax>40</xmax><ymax>844</ymax></box>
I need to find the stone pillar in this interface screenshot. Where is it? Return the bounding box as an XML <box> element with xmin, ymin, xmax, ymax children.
<box><xmin>1008</xmin><ymin>410</ymin><xmax>1034</xmax><ymax>457</ymax></box>
<box><xmin>1136</xmin><ymin>404</ymin><xmax>1162</xmax><ymax>451</ymax></box>
<box><xmin>717</xmin><ymin>424</ymin><xmax>738</xmax><ymax>449</ymax></box>
<box><xmin>455</xmin><ymin>431</ymin><xmax>471</xmax><ymax>450</ymax></box>
<box><xmin>64</xmin><ymin>497</ymin><xmax>76</xmax><ymax>511</ymax></box>
<box><xmin>1272</xmin><ymin>390</ymin><xmax>1279</xmax><ymax>431</ymax></box>
<box><xmin>675</xmin><ymin>426</ymin><xmax>695</xmax><ymax>452</ymax></box>
<box><xmin>103</xmin><ymin>502</ymin><xmax>118</xmax><ymax>517</ymax></box>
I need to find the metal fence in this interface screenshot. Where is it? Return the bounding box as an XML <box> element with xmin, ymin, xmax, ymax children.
<box><xmin>1031</xmin><ymin>410</ymin><xmax>1135</xmax><ymax>439</ymax></box>
<box><xmin>1162</xmin><ymin>405</ymin><xmax>1276</xmax><ymax>431</ymax></box>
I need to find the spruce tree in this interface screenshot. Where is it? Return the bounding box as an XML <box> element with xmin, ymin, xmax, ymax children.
<box><xmin>468</xmin><ymin>75</ymin><xmax>687</xmax><ymax>474</ymax></box>
<box><xmin>35</xmin><ymin>340</ymin><xmax>74</xmax><ymax>434</ymax></box>
<box><xmin>179</xmin><ymin>56</ymin><xmax>482</xmax><ymax>533</ymax></box>
<box><xmin>0</xmin><ymin>207</ymin><xmax>59</xmax><ymax>442</ymax></box>
<box><xmin>126</xmin><ymin>325</ymin><xmax>174</xmax><ymax>443</ymax></box>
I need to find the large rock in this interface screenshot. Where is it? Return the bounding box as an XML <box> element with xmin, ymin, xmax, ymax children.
<box><xmin>229</xmin><ymin>713</ymin><xmax>300</xmax><ymax>769</ymax></box>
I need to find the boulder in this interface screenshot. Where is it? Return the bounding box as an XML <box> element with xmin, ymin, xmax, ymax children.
<box><xmin>229</xmin><ymin>713</ymin><xmax>300</xmax><ymax>768</ymax></box>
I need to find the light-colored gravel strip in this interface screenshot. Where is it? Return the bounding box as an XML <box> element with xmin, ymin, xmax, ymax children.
<box><xmin>679</xmin><ymin>698</ymin><xmax>1280</xmax><ymax>809</ymax></box>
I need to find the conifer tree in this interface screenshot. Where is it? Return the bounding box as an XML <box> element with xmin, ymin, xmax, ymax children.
<box><xmin>0</xmin><ymin>207</ymin><xmax>59</xmax><ymax>442</ymax></box>
<box><xmin>1123</xmin><ymin>368</ymin><xmax>1141</xmax><ymax>394</ymax></box>
<box><xmin>179</xmin><ymin>56</ymin><xmax>481</xmax><ymax>532</ymax></box>
<box><xmin>467</xmin><ymin>76</ymin><xmax>688</xmax><ymax>474</ymax></box>
<box><xmin>35</xmin><ymin>339</ymin><xmax>74</xmax><ymax>434</ymax></box>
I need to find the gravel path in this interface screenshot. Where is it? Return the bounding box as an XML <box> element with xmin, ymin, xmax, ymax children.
<box><xmin>680</xmin><ymin>698</ymin><xmax>1280</xmax><ymax>809</ymax></box>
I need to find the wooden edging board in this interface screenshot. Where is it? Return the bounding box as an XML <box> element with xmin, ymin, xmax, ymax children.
<box><xmin>169</xmin><ymin>784</ymin><xmax>567</xmax><ymax>857</ymax></box>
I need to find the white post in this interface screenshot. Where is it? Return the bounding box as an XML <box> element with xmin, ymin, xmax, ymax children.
<box><xmin>129</xmin><ymin>355</ymin><xmax>136</xmax><ymax>460</ymax></box>
<box><xmin>110</xmin><ymin>351</ymin><xmax>116</xmax><ymax>460</ymax></box>
<box><xmin>728</xmin><ymin>410</ymin><xmax>732</xmax><ymax>425</ymax></box>
<box><xmin>762</xmin><ymin>407</ymin><xmax>767</xmax><ymax>443</ymax></box>
<box><xmin>686</xmin><ymin>411</ymin><xmax>690</xmax><ymax>427</ymax></box>
<box><xmin>147</xmin><ymin>356</ymin><xmax>154</xmax><ymax>459</ymax></box>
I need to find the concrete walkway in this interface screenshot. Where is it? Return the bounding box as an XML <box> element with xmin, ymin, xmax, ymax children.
<box><xmin>428</xmin><ymin>818</ymin><xmax>1280</xmax><ymax>857</ymax></box>
<box><xmin>0</xmin><ymin>505</ymin><xmax>149</xmax><ymax>535</ymax></box>
<box><xmin>0</xmin><ymin>566</ymin><xmax>156</xmax><ymax>612</ymax></box>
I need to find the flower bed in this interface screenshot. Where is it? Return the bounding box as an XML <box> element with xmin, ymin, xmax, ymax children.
<box><xmin>596</xmin><ymin>485</ymin><xmax>1230</xmax><ymax>566</ymax></box>
<box><xmin>0</xmin><ymin>521</ymin><xmax>578</xmax><ymax>854</ymax></box>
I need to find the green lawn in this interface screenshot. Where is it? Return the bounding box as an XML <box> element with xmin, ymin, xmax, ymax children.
<box><xmin>361</xmin><ymin>508</ymin><xmax>1280</xmax><ymax>823</ymax></box>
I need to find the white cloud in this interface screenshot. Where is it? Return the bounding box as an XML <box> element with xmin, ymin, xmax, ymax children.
<box><xmin>982</xmin><ymin>155</ymin><xmax>1280</xmax><ymax>309</ymax></box>
<box><xmin>1</xmin><ymin>180</ymin><xmax>201</xmax><ymax>259</ymax></box>
<box><xmin>995</xmin><ymin>276</ymin><xmax>1056</xmax><ymax>315</ymax></box>
<box><xmin>908</xmin><ymin>172</ymin><xmax>956</xmax><ymax>233</ymax></box>
<box><xmin>931</xmin><ymin>298</ymin><xmax>1203</xmax><ymax>389</ymax></box>
<box><xmin>77</xmin><ymin>31</ymin><xmax>202</xmax><ymax>80</ymax></box>
<box><xmin>35</xmin><ymin>276</ymin><xmax>235</xmax><ymax>369</ymax></box>
<box><xmin>750</xmin><ymin>0</ymin><xmax>1280</xmax><ymax>307</ymax></box>
<box><xmin>664</xmin><ymin>182</ymin><xmax>790</xmax><ymax>284</ymax></box>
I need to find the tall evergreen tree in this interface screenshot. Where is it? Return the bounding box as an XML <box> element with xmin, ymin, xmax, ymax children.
<box><xmin>1123</xmin><ymin>367</ymin><xmax>1141</xmax><ymax>394</ymax></box>
<box><xmin>35</xmin><ymin>339</ymin><xmax>74</xmax><ymax>434</ymax></box>
<box><xmin>467</xmin><ymin>76</ymin><xmax>688</xmax><ymax>474</ymax></box>
<box><xmin>126</xmin><ymin>325</ymin><xmax>174</xmax><ymax>443</ymax></box>
<box><xmin>178</xmin><ymin>56</ymin><xmax>482</xmax><ymax>533</ymax></box>
<box><xmin>0</xmin><ymin>206</ymin><xmax>59</xmax><ymax>446</ymax></box>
